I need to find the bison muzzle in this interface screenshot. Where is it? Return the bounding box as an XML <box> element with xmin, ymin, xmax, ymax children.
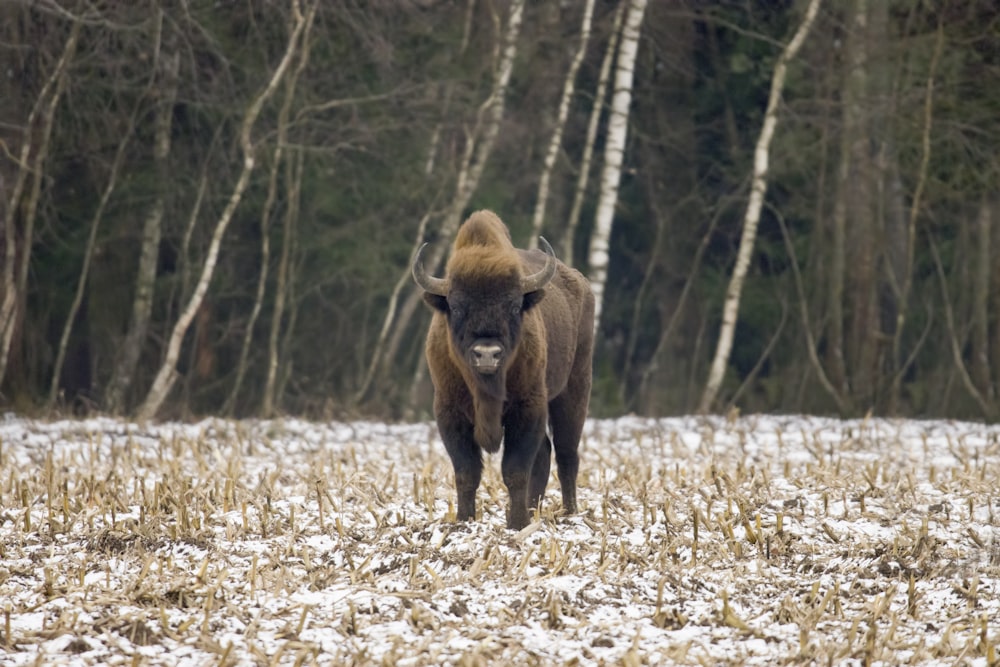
<box><xmin>413</xmin><ymin>210</ymin><xmax>595</xmax><ymax>529</ymax></box>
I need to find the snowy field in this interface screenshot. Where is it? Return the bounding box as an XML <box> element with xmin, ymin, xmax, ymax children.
<box><xmin>1</xmin><ymin>414</ymin><xmax>998</xmax><ymax>666</ymax></box>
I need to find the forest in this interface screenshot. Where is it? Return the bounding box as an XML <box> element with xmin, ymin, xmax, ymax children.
<box><xmin>1</xmin><ymin>0</ymin><xmax>999</xmax><ymax>422</ymax></box>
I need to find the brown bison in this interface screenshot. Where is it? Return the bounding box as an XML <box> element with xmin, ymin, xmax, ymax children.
<box><xmin>412</xmin><ymin>210</ymin><xmax>594</xmax><ymax>529</ymax></box>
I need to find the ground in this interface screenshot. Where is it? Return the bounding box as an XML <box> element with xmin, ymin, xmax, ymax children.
<box><xmin>0</xmin><ymin>414</ymin><xmax>998</xmax><ymax>665</ymax></box>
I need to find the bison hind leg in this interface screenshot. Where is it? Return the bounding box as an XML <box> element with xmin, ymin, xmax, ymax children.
<box><xmin>549</xmin><ymin>398</ymin><xmax>583</xmax><ymax>516</ymax></box>
<box><xmin>528</xmin><ymin>434</ymin><xmax>552</xmax><ymax>513</ymax></box>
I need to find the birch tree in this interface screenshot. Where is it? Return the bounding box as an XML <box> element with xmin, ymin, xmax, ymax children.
<box><xmin>587</xmin><ymin>0</ymin><xmax>647</xmax><ymax>334</ymax></box>
<box><xmin>697</xmin><ymin>0</ymin><xmax>822</xmax><ymax>414</ymax></box>
<box><xmin>225</xmin><ymin>14</ymin><xmax>312</xmax><ymax>417</ymax></box>
<box><xmin>354</xmin><ymin>0</ymin><xmax>477</xmax><ymax>405</ymax></box>
<box><xmin>564</xmin><ymin>2</ymin><xmax>625</xmax><ymax>266</ymax></box>
<box><xmin>0</xmin><ymin>21</ymin><xmax>80</xmax><ymax>390</ymax></box>
<box><xmin>528</xmin><ymin>0</ymin><xmax>595</xmax><ymax>248</ymax></box>
<box><xmin>355</xmin><ymin>0</ymin><xmax>526</xmax><ymax>406</ymax></box>
<box><xmin>261</xmin><ymin>149</ymin><xmax>304</xmax><ymax>417</ymax></box>
<box><xmin>104</xmin><ymin>27</ymin><xmax>180</xmax><ymax>414</ymax></box>
<box><xmin>136</xmin><ymin>0</ymin><xmax>316</xmax><ymax>420</ymax></box>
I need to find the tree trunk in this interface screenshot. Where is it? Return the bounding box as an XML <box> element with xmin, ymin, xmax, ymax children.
<box><xmin>261</xmin><ymin>148</ymin><xmax>303</xmax><ymax>417</ymax></box>
<box><xmin>564</xmin><ymin>2</ymin><xmax>625</xmax><ymax>267</ymax></box>
<box><xmin>929</xmin><ymin>233</ymin><xmax>995</xmax><ymax>420</ymax></box>
<box><xmin>402</xmin><ymin>0</ymin><xmax>526</xmax><ymax>409</ymax></box>
<box><xmin>273</xmin><ymin>173</ymin><xmax>302</xmax><ymax>415</ymax></box>
<box><xmin>972</xmin><ymin>198</ymin><xmax>994</xmax><ymax>401</ymax></box>
<box><xmin>623</xmin><ymin>5</ymin><xmax>697</xmax><ymax>413</ymax></box>
<box><xmin>0</xmin><ymin>21</ymin><xmax>80</xmax><ymax>391</ymax></box>
<box><xmin>697</xmin><ymin>0</ymin><xmax>822</xmax><ymax>414</ymax></box>
<box><xmin>528</xmin><ymin>0</ymin><xmax>595</xmax><ymax>248</ymax></box>
<box><xmin>136</xmin><ymin>0</ymin><xmax>316</xmax><ymax>421</ymax></box>
<box><xmin>104</xmin><ymin>31</ymin><xmax>180</xmax><ymax>415</ymax></box>
<box><xmin>48</xmin><ymin>79</ymin><xmax>142</xmax><ymax>409</ymax></box>
<box><xmin>587</xmin><ymin>0</ymin><xmax>648</xmax><ymax>335</ymax></box>
<box><xmin>224</xmin><ymin>142</ymin><xmax>277</xmax><ymax>416</ymax></box>
<box><xmin>367</xmin><ymin>0</ymin><xmax>526</xmax><ymax>409</ymax></box>
<box><xmin>354</xmin><ymin>0</ymin><xmax>477</xmax><ymax>407</ymax></box>
<box><xmin>354</xmin><ymin>208</ymin><xmax>435</xmax><ymax>404</ymax></box>
<box><xmin>226</xmin><ymin>17</ymin><xmax>311</xmax><ymax>417</ymax></box>
<box><xmin>844</xmin><ymin>0</ymin><xmax>883</xmax><ymax>411</ymax></box>
<box><xmin>991</xmin><ymin>197</ymin><xmax>1000</xmax><ymax>401</ymax></box>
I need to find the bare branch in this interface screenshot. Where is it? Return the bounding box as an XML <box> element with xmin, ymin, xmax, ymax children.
<box><xmin>928</xmin><ymin>232</ymin><xmax>995</xmax><ymax>420</ymax></box>
<box><xmin>0</xmin><ymin>19</ymin><xmax>81</xmax><ymax>389</ymax></box>
<box><xmin>137</xmin><ymin>0</ymin><xmax>318</xmax><ymax>420</ymax></box>
<box><xmin>772</xmin><ymin>201</ymin><xmax>848</xmax><ymax>414</ymax></box>
<box><xmin>698</xmin><ymin>0</ymin><xmax>822</xmax><ymax>414</ymax></box>
<box><xmin>528</xmin><ymin>0</ymin><xmax>596</xmax><ymax>248</ymax></box>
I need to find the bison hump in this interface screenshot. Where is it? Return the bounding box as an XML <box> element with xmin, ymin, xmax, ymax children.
<box><xmin>454</xmin><ymin>210</ymin><xmax>514</xmax><ymax>250</ymax></box>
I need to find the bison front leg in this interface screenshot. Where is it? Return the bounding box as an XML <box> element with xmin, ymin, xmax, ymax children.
<box><xmin>501</xmin><ymin>409</ymin><xmax>547</xmax><ymax>530</ymax></box>
<box><xmin>437</xmin><ymin>413</ymin><xmax>482</xmax><ymax>522</ymax></box>
<box><xmin>529</xmin><ymin>435</ymin><xmax>552</xmax><ymax>513</ymax></box>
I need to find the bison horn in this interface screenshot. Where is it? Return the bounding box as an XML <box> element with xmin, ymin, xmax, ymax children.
<box><xmin>522</xmin><ymin>236</ymin><xmax>557</xmax><ymax>293</ymax></box>
<box><xmin>411</xmin><ymin>243</ymin><xmax>449</xmax><ymax>296</ymax></box>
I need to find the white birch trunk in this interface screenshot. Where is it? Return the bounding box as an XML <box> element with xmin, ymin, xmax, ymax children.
<box><xmin>528</xmin><ymin>0</ymin><xmax>596</xmax><ymax>248</ymax></box>
<box><xmin>587</xmin><ymin>0</ymin><xmax>648</xmax><ymax>335</ymax></box>
<box><xmin>404</xmin><ymin>0</ymin><xmax>526</xmax><ymax>408</ymax></box>
<box><xmin>136</xmin><ymin>1</ymin><xmax>316</xmax><ymax>421</ymax></box>
<box><xmin>104</xmin><ymin>28</ymin><xmax>180</xmax><ymax>414</ymax></box>
<box><xmin>564</xmin><ymin>2</ymin><xmax>625</xmax><ymax>267</ymax></box>
<box><xmin>698</xmin><ymin>0</ymin><xmax>822</xmax><ymax>414</ymax></box>
<box><xmin>356</xmin><ymin>0</ymin><xmax>523</xmax><ymax>406</ymax></box>
<box><xmin>261</xmin><ymin>149</ymin><xmax>303</xmax><ymax>416</ymax></box>
<box><xmin>354</xmin><ymin>0</ymin><xmax>480</xmax><ymax>406</ymax></box>
<box><xmin>0</xmin><ymin>22</ymin><xmax>80</xmax><ymax>389</ymax></box>
<box><xmin>226</xmin><ymin>17</ymin><xmax>312</xmax><ymax>417</ymax></box>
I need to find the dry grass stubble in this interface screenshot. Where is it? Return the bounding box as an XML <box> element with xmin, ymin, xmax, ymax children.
<box><xmin>0</xmin><ymin>415</ymin><xmax>998</xmax><ymax>665</ymax></box>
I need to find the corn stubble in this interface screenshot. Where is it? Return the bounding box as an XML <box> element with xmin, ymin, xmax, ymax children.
<box><xmin>0</xmin><ymin>416</ymin><xmax>998</xmax><ymax>665</ymax></box>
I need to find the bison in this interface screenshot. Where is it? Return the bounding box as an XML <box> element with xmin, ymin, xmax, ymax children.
<box><xmin>412</xmin><ymin>210</ymin><xmax>594</xmax><ymax>529</ymax></box>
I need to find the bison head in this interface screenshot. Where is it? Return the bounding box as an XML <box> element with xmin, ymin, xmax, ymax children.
<box><xmin>413</xmin><ymin>238</ymin><xmax>556</xmax><ymax>388</ymax></box>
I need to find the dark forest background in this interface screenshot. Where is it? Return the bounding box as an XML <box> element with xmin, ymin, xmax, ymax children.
<box><xmin>2</xmin><ymin>0</ymin><xmax>999</xmax><ymax>422</ymax></box>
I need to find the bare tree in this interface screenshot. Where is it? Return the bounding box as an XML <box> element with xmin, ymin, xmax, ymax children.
<box><xmin>104</xmin><ymin>23</ymin><xmax>180</xmax><ymax>415</ymax></box>
<box><xmin>929</xmin><ymin>232</ymin><xmax>996</xmax><ymax>419</ymax></box>
<box><xmin>136</xmin><ymin>0</ymin><xmax>316</xmax><ymax>421</ymax></box>
<box><xmin>698</xmin><ymin>0</ymin><xmax>822</xmax><ymax>414</ymax></box>
<box><xmin>587</xmin><ymin>0</ymin><xmax>647</xmax><ymax>334</ymax></box>
<box><xmin>888</xmin><ymin>23</ymin><xmax>944</xmax><ymax>411</ymax></box>
<box><xmin>261</xmin><ymin>148</ymin><xmax>304</xmax><ymax>417</ymax></box>
<box><xmin>0</xmin><ymin>20</ymin><xmax>80</xmax><ymax>390</ymax></box>
<box><xmin>564</xmin><ymin>2</ymin><xmax>625</xmax><ymax>266</ymax></box>
<box><xmin>354</xmin><ymin>0</ymin><xmax>526</xmax><ymax>408</ymax></box>
<box><xmin>972</xmin><ymin>197</ymin><xmax>995</xmax><ymax>402</ymax></box>
<box><xmin>47</xmin><ymin>36</ymin><xmax>167</xmax><ymax>409</ymax></box>
<box><xmin>353</xmin><ymin>0</ymin><xmax>477</xmax><ymax>406</ymax></box>
<box><xmin>401</xmin><ymin>0</ymin><xmax>527</xmax><ymax>410</ymax></box>
<box><xmin>528</xmin><ymin>0</ymin><xmax>596</xmax><ymax>248</ymax></box>
<box><xmin>225</xmin><ymin>12</ymin><xmax>313</xmax><ymax>417</ymax></box>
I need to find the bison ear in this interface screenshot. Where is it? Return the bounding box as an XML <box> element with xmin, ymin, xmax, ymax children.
<box><xmin>523</xmin><ymin>289</ymin><xmax>545</xmax><ymax>312</ymax></box>
<box><xmin>423</xmin><ymin>292</ymin><xmax>449</xmax><ymax>313</ymax></box>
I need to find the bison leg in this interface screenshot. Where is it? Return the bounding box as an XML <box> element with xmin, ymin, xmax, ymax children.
<box><xmin>549</xmin><ymin>396</ymin><xmax>584</xmax><ymax>515</ymax></box>
<box><xmin>437</xmin><ymin>414</ymin><xmax>482</xmax><ymax>522</ymax></box>
<box><xmin>528</xmin><ymin>434</ymin><xmax>552</xmax><ymax>513</ymax></box>
<box><xmin>501</xmin><ymin>410</ymin><xmax>547</xmax><ymax>530</ymax></box>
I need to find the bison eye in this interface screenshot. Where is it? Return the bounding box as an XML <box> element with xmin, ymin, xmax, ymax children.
<box><xmin>449</xmin><ymin>305</ymin><xmax>464</xmax><ymax>319</ymax></box>
<box><xmin>510</xmin><ymin>302</ymin><xmax>522</xmax><ymax>316</ymax></box>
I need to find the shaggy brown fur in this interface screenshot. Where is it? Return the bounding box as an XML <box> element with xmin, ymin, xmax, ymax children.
<box><xmin>415</xmin><ymin>210</ymin><xmax>594</xmax><ymax>529</ymax></box>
